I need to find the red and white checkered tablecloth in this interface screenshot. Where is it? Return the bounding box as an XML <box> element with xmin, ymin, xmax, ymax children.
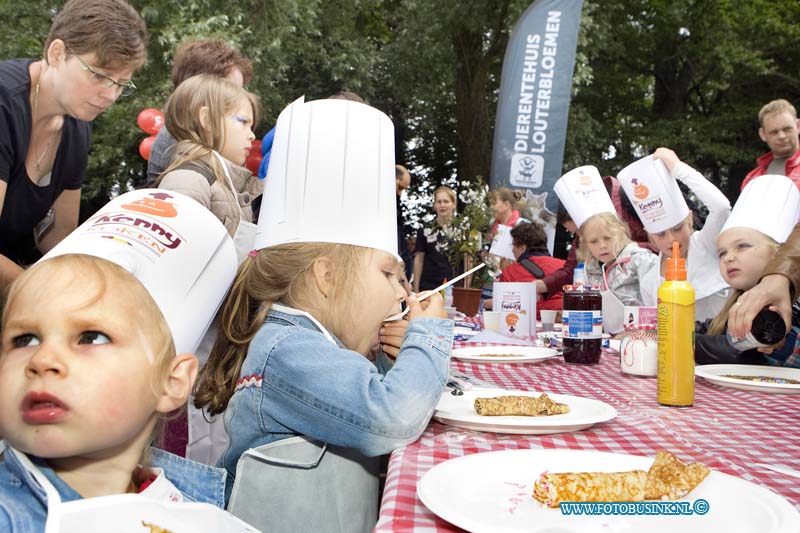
<box><xmin>374</xmin><ymin>337</ymin><xmax>800</xmax><ymax>532</ymax></box>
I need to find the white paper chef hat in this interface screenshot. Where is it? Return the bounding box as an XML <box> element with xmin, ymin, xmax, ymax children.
<box><xmin>554</xmin><ymin>165</ymin><xmax>616</xmax><ymax>228</ymax></box>
<box><xmin>41</xmin><ymin>189</ymin><xmax>238</xmax><ymax>354</ymax></box>
<box><xmin>617</xmin><ymin>155</ymin><xmax>690</xmax><ymax>234</ymax></box>
<box><xmin>721</xmin><ymin>174</ymin><xmax>800</xmax><ymax>243</ymax></box>
<box><xmin>255</xmin><ymin>97</ymin><xmax>398</xmax><ymax>258</ymax></box>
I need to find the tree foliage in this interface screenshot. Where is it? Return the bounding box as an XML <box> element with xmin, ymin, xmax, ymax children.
<box><xmin>565</xmin><ymin>0</ymin><xmax>800</xmax><ymax>200</ymax></box>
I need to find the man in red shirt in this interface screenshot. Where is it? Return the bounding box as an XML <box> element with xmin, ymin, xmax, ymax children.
<box><xmin>741</xmin><ymin>99</ymin><xmax>800</xmax><ymax>190</ymax></box>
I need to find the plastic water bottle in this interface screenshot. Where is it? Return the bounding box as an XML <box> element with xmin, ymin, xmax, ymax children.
<box><xmin>572</xmin><ymin>263</ymin><xmax>587</xmax><ymax>288</ymax></box>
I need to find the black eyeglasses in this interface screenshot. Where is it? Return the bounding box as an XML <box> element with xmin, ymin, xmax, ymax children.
<box><xmin>67</xmin><ymin>47</ymin><xmax>136</xmax><ymax>97</ymax></box>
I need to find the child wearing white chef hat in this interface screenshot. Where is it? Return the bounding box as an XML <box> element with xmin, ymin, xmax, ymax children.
<box><xmin>0</xmin><ymin>190</ymin><xmax>260</xmax><ymax>532</ymax></box>
<box><xmin>618</xmin><ymin>148</ymin><xmax>732</xmax><ymax>324</ymax></box>
<box><xmin>696</xmin><ymin>175</ymin><xmax>800</xmax><ymax>368</ymax></box>
<box><xmin>555</xmin><ymin>165</ymin><xmax>659</xmax><ymax>333</ymax></box>
<box><xmin>193</xmin><ymin>98</ymin><xmax>452</xmax><ymax>533</ymax></box>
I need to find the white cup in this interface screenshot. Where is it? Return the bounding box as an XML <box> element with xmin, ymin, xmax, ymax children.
<box><xmin>483</xmin><ymin>311</ymin><xmax>501</xmax><ymax>332</ymax></box>
<box><xmin>539</xmin><ymin>310</ymin><xmax>558</xmax><ymax>332</ymax></box>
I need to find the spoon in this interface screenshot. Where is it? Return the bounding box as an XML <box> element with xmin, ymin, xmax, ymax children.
<box><xmin>384</xmin><ymin>263</ymin><xmax>486</xmax><ymax>322</ymax></box>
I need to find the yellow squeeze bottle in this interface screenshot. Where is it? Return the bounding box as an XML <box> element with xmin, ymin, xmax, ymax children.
<box><xmin>657</xmin><ymin>241</ymin><xmax>695</xmax><ymax>406</ymax></box>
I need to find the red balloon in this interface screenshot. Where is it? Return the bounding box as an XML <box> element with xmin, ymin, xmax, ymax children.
<box><xmin>250</xmin><ymin>139</ymin><xmax>262</xmax><ymax>152</ymax></box>
<box><xmin>139</xmin><ymin>135</ymin><xmax>156</xmax><ymax>160</ymax></box>
<box><xmin>137</xmin><ymin>108</ymin><xmax>165</xmax><ymax>135</ymax></box>
<box><xmin>244</xmin><ymin>152</ymin><xmax>262</xmax><ymax>175</ymax></box>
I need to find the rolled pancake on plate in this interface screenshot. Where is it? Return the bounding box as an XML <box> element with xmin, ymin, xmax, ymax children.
<box><xmin>532</xmin><ymin>470</ymin><xmax>648</xmax><ymax>507</ymax></box>
<box><xmin>531</xmin><ymin>452</ymin><xmax>710</xmax><ymax>507</ymax></box>
<box><xmin>473</xmin><ymin>393</ymin><xmax>570</xmax><ymax>416</ymax></box>
<box><xmin>645</xmin><ymin>451</ymin><xmax>710</xmax><ymax>499</ymax></box>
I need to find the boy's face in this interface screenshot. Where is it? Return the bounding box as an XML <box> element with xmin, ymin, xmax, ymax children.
<box><xmin>0</xmin><ymin>270</ymin><xmax>166</xmax><ymax>459</ymax></box>
<box><xmin>340</xmin><ymin>250</ymin><xmax>407</xmax><ymax>355</ymax></box>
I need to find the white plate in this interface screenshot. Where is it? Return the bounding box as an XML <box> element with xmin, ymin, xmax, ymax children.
<box><xmin>451</xmin><ymin>345</ymin><xmax>559</xmax><ymax>363</ymax></box>
<box><xmin>417</xmin><ymin>449</ymin><xmax>800</xmax><ymax>533</ymax></box>
<box><xmin>433</xmin><ymin>388</ymin><xmax>616</xmax><ymax>435</ymax></box>
<box><xmin>695</xmin><ymin>364</ymin><xmax>800</xmax><ymax>394</ymax></box>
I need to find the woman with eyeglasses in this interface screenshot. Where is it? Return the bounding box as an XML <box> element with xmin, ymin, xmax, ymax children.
<box><xmin>0</xmin><ymin>0</ymin><xmax>147</xmax><ymax>290</ymax></box>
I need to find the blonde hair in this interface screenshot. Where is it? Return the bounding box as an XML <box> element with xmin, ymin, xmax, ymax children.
<box><xmin>433</xmin><ymin>185</ymin><xmax>457</xmax><ymax>206</ymax></box>
<box><xmin>3</xmin><ymin>255</ymin><xmax>174</xmax><ymax>370</ymax></box>
<box><xmin>758</xmin><ymin>99</ymin><xmax>797</xmax><ymax>126</ymax></box>
<box><xmin>707</xmin><ymin>232</ymin><xmax>780</xmax><ymax>335</ymax></box>
<box><xmin>577</xmin><ymin>212</ymin><xmax>632</xmax><ymax>264</ymax></box>
<box><xmin>194</xmin><ymin>243</ymin><xmax>370</xmax><ymax>415</ymax></box>
<box><xmin>1</xmin><ymin>255</ymin><xmax>176</xmax><ymax>458</ymax></box>
<box><xmin>158</xmin><ymin>74</ymin><xmax>261</xmax><ymax>193</ymax></box>
<box><xmin>490</xmin><ymin>187</ymin><xmax>524</xmax><ymax>209</ymax></box>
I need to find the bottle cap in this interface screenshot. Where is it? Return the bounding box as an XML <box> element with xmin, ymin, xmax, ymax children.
<box><xmin>664</xmin><ymin>241</ymin><xmax>686</xmax><ymax>281</ymax></box>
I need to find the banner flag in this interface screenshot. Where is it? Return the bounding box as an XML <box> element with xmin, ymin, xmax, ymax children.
<box><xmin>489</xmin><ymin>0</ymin><xmax>583</xmax><ymax>251</ymax></box>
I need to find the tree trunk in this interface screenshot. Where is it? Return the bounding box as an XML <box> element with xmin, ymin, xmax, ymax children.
<box><xmin>652</xmin><ymin>46</ymin><xmax>694</xmax><ymax>117</ymax></box>
<box><xmin>452</xmin><ymin>27</ymin><xmax>492</xmax><ymax>183</ymax></box>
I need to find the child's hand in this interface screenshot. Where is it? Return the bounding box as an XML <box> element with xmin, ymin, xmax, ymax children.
<box><xmin>407</xmin><ymin>291</ymin><xmax>447</xmax><ymax>320</ymax></box>
<box><xmin>379</xmin><ymin>319</ymin><xmax>409</xmax><ymax>360</ymax></box>
<box><xmin>653</xmin><ymin>147</ymin><xmax>681</xmax><ymax>172</ymax></box>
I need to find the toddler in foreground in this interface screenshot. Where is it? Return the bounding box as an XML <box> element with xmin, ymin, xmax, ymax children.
<box><xmin>0</xmin><ymin>190</ymin><xmax>254</xmax><ymax>532</ymax></box>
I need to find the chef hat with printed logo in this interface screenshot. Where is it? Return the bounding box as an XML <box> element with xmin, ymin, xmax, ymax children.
<box><xmin>554</xmin><ymin>165</ymin><xmax>616</xmax><ymax>229</ymax></box>
<box><xmin>41</xmin><ymin>189</ymin><xmax>238</xmax><ymax>354</ymax></box>
<box><xmin>721</xmin><ymin>174</ymin><xmax>800</xmax><ymax>243</ymax></box>
<box><xmin>617</xmin><ymin>155</ymin><xmax>690</xmax><ymax>234</ymax></box>
<box><xmin>254</xmin><ymin>97</ymin><xmax>398</xmax><ymax>258</ymax></box>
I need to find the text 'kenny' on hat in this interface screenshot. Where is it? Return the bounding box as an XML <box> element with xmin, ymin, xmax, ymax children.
<box><xmin>554</xmin><ymin>165</ymin><xmax>616</xmax><ymax>229</ymax></box>
<box><xmin>42</xmin><ymin>189</ymin><xmax>238</xmax><ymax>354</ymax></box>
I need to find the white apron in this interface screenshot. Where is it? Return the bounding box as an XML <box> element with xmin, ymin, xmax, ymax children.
<box><xmin>9</xmin><ymin>447</ymin><xmax>260</xmax><ymax>533</ymax></box>
<box><xmin>226</xmin><ymin>304</ymin><xmax>380</xmax><ymax>533</ymax></box>
<box><xmin>601</xmin><ymin>263</ymin><xmax>626</xmax><ymax>334</ymax></box>
<box><xmin>640</xmin><ymin>239</ymin><xmax>731</xmax><ymax>324</ymax></box>
<box><xmin>212</xmin><ymin>151</ymin><xmax>257</xmax><ymax>264</ymax></box>
<box><xmin>186</xmin><ymin>152</ymin><xmax>255</xmax><ymax>464</ymax></box>
<box><xmin>186</xmin><ymin>316</ymin><xmax>229</xmax><ymax>466</ymax></box>
<box><xmin>227</xmin><ymin>436</ymin><xmax>379</xmax><ymax>533</ymax></box>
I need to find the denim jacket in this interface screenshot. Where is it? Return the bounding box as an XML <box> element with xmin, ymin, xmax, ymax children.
<box><xmin>0</xmin><ymin>442</ymin><xmax>228</xmax><ymax>532</ymax></box>
<box><xmin>220</xmin><ymin>304</ymin><xmax>453</xmax><ymax>482</ymax></box>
